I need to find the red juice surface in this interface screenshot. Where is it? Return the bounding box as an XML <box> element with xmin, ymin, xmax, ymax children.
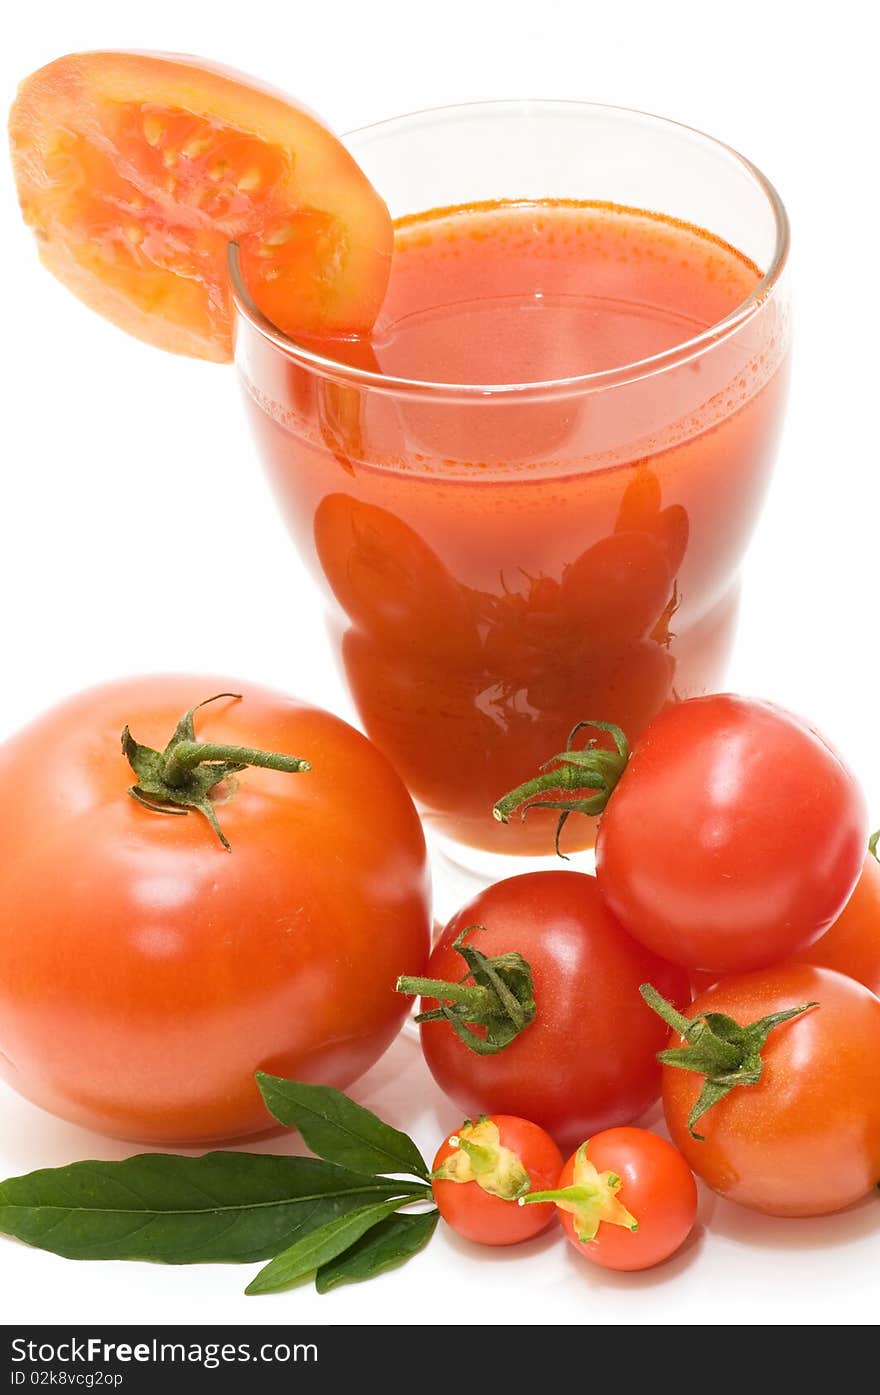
<box><xmin>239</xmin><ymin>200</ymin><xmax>788</xmax><ymax>853</ymax></box>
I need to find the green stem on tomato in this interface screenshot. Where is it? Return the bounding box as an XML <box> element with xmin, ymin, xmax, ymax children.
<box><xmin>163</xmin><ymin>739</ymin><xmax>308</xmax><ymax>788</ymax></box>
<box><xmin>122</xmin><ymin>693</ymin><xmax>310</xmax><ymax>851</ymax></box>
<box><xmin>519</xmin><ymin>1144</ymin><xmax>638</xmax><ymax>1242</ymax></box>
<box><xmin>491</xmin><ymin>719</ymin><xmax>630</xmax><ymax>858</ymax></box>
<box><xmin>396</xmin><ymin>926</ymin><xmax>536</xmax><ymax>1056</ymax></box>
<box><xmin>639</xmin><ymin>983</ymin><xmax>716</xmax><ymax>1044</ymax></box>
<box><xmin>393</xmin><ymin>976</ymin><xmax>495</xmax><ymax>1015</ymax></box>
<box><xmin>640</xmin><ymin>983</ymin><xmax>818</xmax><ymax>1140</ymax></box>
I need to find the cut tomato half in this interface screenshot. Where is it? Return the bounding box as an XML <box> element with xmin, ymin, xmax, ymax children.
<box><xmin>8</xmin><ymin>52</ymin><xmax>393</xmax><ymax>361</ymax></box>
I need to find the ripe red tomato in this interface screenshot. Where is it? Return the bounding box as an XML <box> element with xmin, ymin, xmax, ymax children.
<box><xmin>9</xmin><ymin>52</ymin><xmax>392</xmax><ymax>359</ymax></box>
<box><xmin>407</xmin><ymin>871</ymin><xmax>690</xmax><ymax>1145</ymax></box>
<box><xmin>532</xmin><ymin>1128</ymin><xmax>697</xmax><ymax>1271</ymax></box>
<box><xmin>660</xmin><ymin>965</ymin><xmax>880</xmax><ymax>1216</ymax></box>
<box><xmin>595</xmin><ymin>696</ymin><xmax>867</xmax><ymax>974</ymax></box>
<box><xmin>794</xmin><ymin>852</ymin><xmax>880</xmax><ymax>993</ymax></box>
<box><xmin>431</xmin><ymin>1114</ymin><xmax>563</xmax><ymax>1246</ymax></box>
<box><xmin>0</xmin><ymin>677</ymin><xmax>429</xmax><ymax>1143</ymax></box>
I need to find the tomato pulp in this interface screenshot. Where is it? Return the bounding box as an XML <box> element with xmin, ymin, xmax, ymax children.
<box><xmin>238</xmin><ymin>199</ymin><xmax>789</xmax><ymax>852</ymax></box>
<box><xmin>9</xmin><ymin>53</ymin><xmax>392</xmax><ymax>360</ymax></box>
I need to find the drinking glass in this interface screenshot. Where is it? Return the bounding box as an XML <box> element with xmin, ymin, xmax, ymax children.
<box><xmin>230</xmin><ymin>101</ymin><xmax>790</xmax><ymax>883</ymax></box>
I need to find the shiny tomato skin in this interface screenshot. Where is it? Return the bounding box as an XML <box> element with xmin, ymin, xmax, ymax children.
<box><xmin>558</xmin><ymin>1128</ymin><xmax>698</xmax><ymax>1271</ymax></box>
<box><xmin>596</xmin><ymin>695</ymin><xmax>867</xmax><ymax>974</ymax></box>
<box><xmin>418</xmin><ymin>872</ymin><xmax>690</xmax><ymax>1147</ymax></box>
<box><xmin>662</xmin><ymin>965</ymin><xmax>880</xmax><ymax>1216</ymax></box>
<box><xmin>432</xmin><ymin>1115</ymin><xmax>563</xmax><ymax>1246</ymax></box>
<box><xmin>0</xmin><ymin>676</ymin><xmax>429</xmax><ymax>1143</ymax></box>
<box><xmin>9</xmin><ymin>52</ymin><xmax>392</xmax><ymax>360</ymax></box>
<box><xmin>794</xmin><ymin>853</ymin><xmax>880</xmax><ymax>993</ymax></box>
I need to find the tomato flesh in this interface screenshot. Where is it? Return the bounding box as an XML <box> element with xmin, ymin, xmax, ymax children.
<box><xmin>9</xmin><ymin>53</ymin><xmax>393</xmax><ymax>360</ymax></box>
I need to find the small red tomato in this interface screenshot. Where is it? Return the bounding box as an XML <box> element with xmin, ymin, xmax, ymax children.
<box><xmin>657</xmin><ymin>965</ymin><xmax>880</xmax><ymax>1216</ymax></box>
<box><xmin>432</xmin><ymin>1114</ymin><xmax>563</xmax><ymax>1246</ymax></box>
<box><xmin>595</xmin><ymin>696</ymin><xmax>866</xmax><ymax>974</ymax></box>
<box><xmin>794</xmin><ymin>852</ymin><xmax>880</xmax><ymax>993</ymax></box>
<box><xmin>524</xmin><ymin>1128</ymin><xmax>697</xmax><ymax>1271</ymax></box>
<box><xmin>496</xmin><ymin>697</ymin><xmax>867</xmax><ymax>975</ymax></box>
<box><xmin>402</xmin><ymin>872</ymin><xmax>689</xmax><ymax>1146</ymax></box>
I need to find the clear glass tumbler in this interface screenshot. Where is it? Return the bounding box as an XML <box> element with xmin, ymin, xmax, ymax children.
<box><xmin>230</xmin><ymin>101</ymin><xmax>790</xmax><ymax>879</ymax></box>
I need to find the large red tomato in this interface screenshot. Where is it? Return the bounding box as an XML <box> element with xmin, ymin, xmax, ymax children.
<box><xmin>402</xmin><ymin>871</ymin><xmax>689</xmax><ymax>1146</ymax></box>
<box><xmin>0</xmin><ymin>677</ymin><xmax>429</xmax><ymax>1143</ymax></box>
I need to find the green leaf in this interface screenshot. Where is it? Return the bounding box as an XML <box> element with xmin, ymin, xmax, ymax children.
<box><xmin>245</xmin><ymin>1197</ymin><xmax>407</xmax><ymax>1295</ymax></box>
<box><xmin>256</xmin><ymin>1075</ymin><xmax>429</xmax><ymax>1181</ymax></box>
<box><xmin>315</xmin><ymin>1207</ymin><xmax>438</xmax><ymax>1293</ymax></box>
<box><xmin>0</xmin><ymin>1152</ymin><xmax>426</xmax><ymax>1264</ymax></box>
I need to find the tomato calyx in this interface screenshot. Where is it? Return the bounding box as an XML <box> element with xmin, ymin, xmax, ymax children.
<box><xmin>492</xmin><ymin>720</ymin><xmax>630</xmax><ymax>857</ymax></box>
<box><xmin>432</xmin><ymin>1118</ymin><xmax>532</xmax><ymax>1200</ymax></box>
<box><xmin>870</xmin><ymin>829</ymin><xmax>879</xmax><ymax>862</ymax></box>
<box><xmin>640</xmin><ymin>983</ymin><xmax>818</xmax><ymax>1139</ymax></box>
<box><xmin>519</xmin><ymin>1142</ymin><xmax>639</xmax><ymax>1242</ymax></box>
<box><xmin>122</xmin><ymin>693</ymin><xmax>311</xmax><ymax>850</ymax></box>
<box><xmin>396</xmin><ymin>927</ymin><xmax>536</xmax><ymax>1055</ymax></box>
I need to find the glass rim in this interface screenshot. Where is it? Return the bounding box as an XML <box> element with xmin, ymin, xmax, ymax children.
<box><xmin>228</xmin><ymin>97</ymin><xmax>790</xmax><ymax>401</ymax></box>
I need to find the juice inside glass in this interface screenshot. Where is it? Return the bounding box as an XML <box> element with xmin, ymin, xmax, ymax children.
<box><xmin>231</xmin><ymin>102</ymin><xmax>790</xmax><ymax>869</ymax></box>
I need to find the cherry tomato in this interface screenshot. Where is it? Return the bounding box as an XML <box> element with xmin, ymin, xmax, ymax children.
<box><xmin>794</xmin><ymin>852</ymin><xmax>880</xmax><ymax>993</ymax></box>
<box><xmin>694</xmin><ymin>851</ymin><xmax>880</xmax><ymax>996</ymax></box>
<box><xmin>0</xmin><ymin>676</ymin><xmax>429</xmax><ymax>1143</ymax></box>
<box><xmin>661</xmin><ymin>965</ymin><xmax>880</xmax><ymax>1216</ymax></box>
<box><xmin>431</xmin><ymin>1114</ymin><xmax>563</xmax><ymax>1246</ymax></box>
<box><xmin>540</xmin><ymin>1128</ymin><xmax>698</xmax><ymax>1271</ymax></box>
<box><xmin>9</xmin><ymin>52</ymin><xmax>392</xmax><ymax>360</ymax></box>
<box><xmin>596</xmin><ymin>696</ymin><xmax>867</xmax><ymax>974</ymax></box>
<box><xmin>409</xmin><ymin>871</ymin><xmax>690</xmax><ymax>1145</ymax></box>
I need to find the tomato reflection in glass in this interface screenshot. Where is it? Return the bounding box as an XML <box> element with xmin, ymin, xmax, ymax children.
<box><xmin>315</xmin><ymin>483</ymin><xmax>686</xmax><ymax>849</ymax></box>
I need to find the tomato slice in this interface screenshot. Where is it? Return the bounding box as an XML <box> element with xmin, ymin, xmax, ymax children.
<box><xmin>8</xmin><ymin>52</ymin><xmax>393</xmax><ymax>361</ymax></box>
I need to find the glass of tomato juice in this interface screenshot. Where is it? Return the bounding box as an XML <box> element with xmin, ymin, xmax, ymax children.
<box><xmin>230</xmin><ymin>101</ymin><xmax>790</xmax><ymax>873</ymax></box>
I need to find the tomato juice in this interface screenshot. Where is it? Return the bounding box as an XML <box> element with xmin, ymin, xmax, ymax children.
<box><xmin>237</xmin><ymin>198</ymin><xmax>789</xmax><ymax>854</ymax></box>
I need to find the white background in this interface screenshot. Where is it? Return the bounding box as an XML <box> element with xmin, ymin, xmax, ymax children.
<box><xmin>2</xmin><ymin>0</ymin><xmax>878</xmax><ymax>1328</ymax></box>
